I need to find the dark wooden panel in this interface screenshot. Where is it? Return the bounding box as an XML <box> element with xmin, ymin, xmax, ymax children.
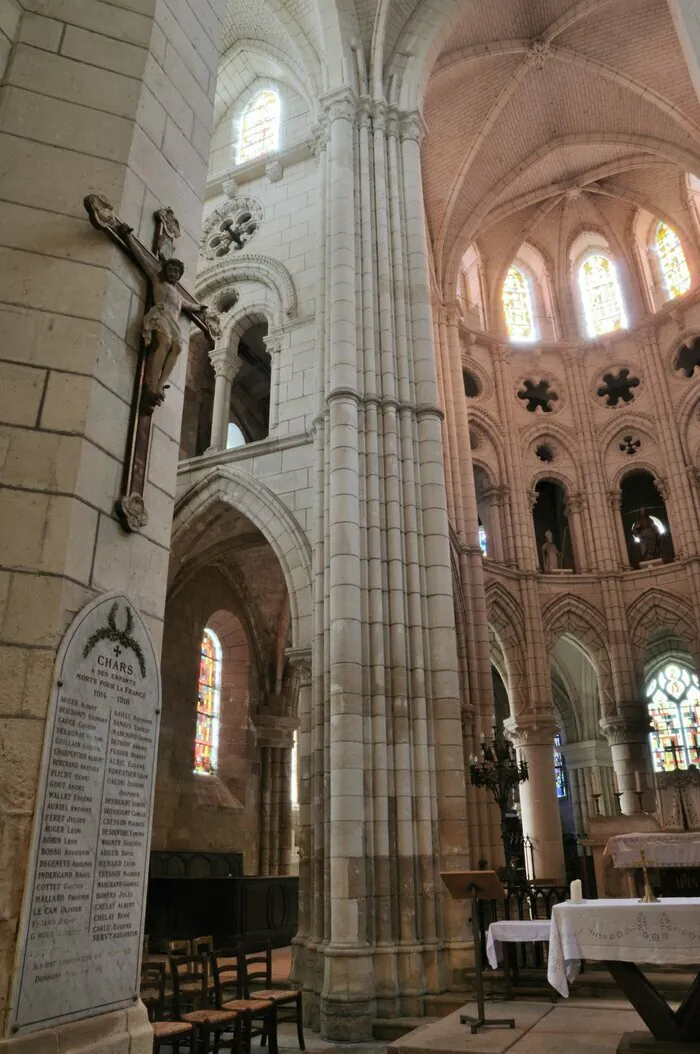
<box><xmin>144</xmin><ymin>875</ymin><xmax>298</xmax><ymax>951</ymax></box>
<box><xmin>149</xmin><ymin>850</ymin><xmax>244</xmax><ymax>879</ymax></box>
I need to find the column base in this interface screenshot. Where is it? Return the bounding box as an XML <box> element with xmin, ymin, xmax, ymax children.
<box><xmin>320</xmin><ymin>947</ymin><xmax>376</xmax><ymax>1042</ymax></box>
<box><xmin>0</xmin><ymin>1004</ymin><xmax>151</xmax><ymax>1054</ymax></box>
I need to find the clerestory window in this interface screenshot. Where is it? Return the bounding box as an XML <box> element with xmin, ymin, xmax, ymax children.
<box><xmin>194</xmin><ymin>628</ymin><xmax>222</xmax><ymax>775</ymax></box>
<box><xmin>237</xmin><ymin>90</ymin><xmax>280</xmax><ymax>164</ymax></box>
<box><xmin>578</xmin><ymin>253</ymin><xmax>628</xmax><ymax>338</ymax></box>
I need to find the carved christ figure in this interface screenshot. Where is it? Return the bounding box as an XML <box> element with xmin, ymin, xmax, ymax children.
<box><xmin>116</xmin><ymin>226</ymin><xmax>184</xmax><ymax>402</ymax></box>
<box><xmin>83</xmin><ymin>194</ymin><xmax>217</xmax><ymax>408</ymax></box>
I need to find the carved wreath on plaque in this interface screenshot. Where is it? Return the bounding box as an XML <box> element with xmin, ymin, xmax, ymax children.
<box><xmin>201</xmin><ymin>197</ymin><xmax>264</xmax><ymax>259</ymax></box>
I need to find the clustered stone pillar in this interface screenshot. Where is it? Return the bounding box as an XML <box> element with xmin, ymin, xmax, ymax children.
<box><xmin>507</xmin><ymin>720</ymin><xmax>566</xmax><ymax>883</ymax></box>
<box><xmin>292</xmin><ymin>93</ymin><xmax>471</xmax><ymax>1042</ymax></box>
<box><xmin>258</xmin><ymin>743</ymin><xmax>294</xmax><ymax>876</ymax></box>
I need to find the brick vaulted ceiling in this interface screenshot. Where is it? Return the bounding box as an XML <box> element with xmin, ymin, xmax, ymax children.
<box><xmin>417</xmin><ymin>0</ymin><xmax>700</xmax><ymax>292</ymax></box>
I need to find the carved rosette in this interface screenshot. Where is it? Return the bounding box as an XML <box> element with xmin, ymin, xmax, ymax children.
<box><xmin>200</xmin><ymin>196</ymin><xmax>264</xmax><ymax>260</ymax></box>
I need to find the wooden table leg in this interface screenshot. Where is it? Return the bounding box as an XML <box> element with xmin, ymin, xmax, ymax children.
<box><xmin>603</xmin><ymin>962</ymin><xmax>700</xmax><ymax>1043</ymax></box>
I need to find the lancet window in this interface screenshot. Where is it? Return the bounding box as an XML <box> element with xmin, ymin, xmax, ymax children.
<box><xmin>553</xmin><ymin>732</ymin><xmax>567</xmax><ymax>798</ymax></box>
<box><xmin>646</xmin><ymin>662</ymin><xmax>700</xmax><ymax>772</ymax></box>
<box><xmin>237</xmin><ymin>90</ymin><xmax>280</xmax><ymax>164</ymax></box>
<box><xmin>578</xmin><ymin>253</ymin><xmax>627</xmax><ymax>338</ymax></box>
<box><xmin>502</xmin><ymin>266</ymin><xmax>536</xmax><ymax>342</ymax></box>
<box><xmin>655</xmin><ymin>222</ymin><xmax>691</xmax><ymax>300</ymax></box>
<box><xmin>194</xmin><ymin>628</ymin><xmax>222</xmax><ymax>775</ymax></box>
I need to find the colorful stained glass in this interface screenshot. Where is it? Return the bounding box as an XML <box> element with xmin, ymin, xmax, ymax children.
<box><xmin>553</xmin><ymin>732</ymin><xmax>566</xmax><ymax>798</ymax></box>
<box><xmin>646</xmin><ymin>661</ymin><xmax>700</xmax><ymax>772</ymax></box>
<box><xmin>478</xmin><ymin>525</ymin><xmax>488</xmax><ymax>556</ymax></box>
<box><xmin>194</xmin><ymin>628</ymin><xmax>221</xmax><ymax>775</ymax></box>
<box><xmin>655</xmin><ymin>222</ymin><xmax>691</xmax><ymax>300</ymax></box>
<box><xmin>502</xmin><ymin>266</ymin><xmax>536</xmax><ymax>342</ymax></box>
<box><xmin>238</xmin><ymin>90</ymin><xmax>280</xmax><ymax>164</ymax></box>
<box><xmin>578</xmin><ymin>253</ymin><xmax>628</xmax><ymax>338</ymax></box>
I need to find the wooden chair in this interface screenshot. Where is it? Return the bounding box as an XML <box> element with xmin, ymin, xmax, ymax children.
<box><xmin>206</xmin><ymin>947</ymin><xmax>278</xmax><ymax>1054</ymax></box>
<box><xmin>169</xmin><ymin>954</ymin><xmax>239</xmax><ymax>1054</ymax></box>
<box><xmin>240</xmin><ymin>943</ymin><xmax>304</xmax><ymax>1051</ymax></box>
<box><xmin>141</xmin><ymin>962</ymin><xmax>194</xmax><ymax>1054</ymax></box>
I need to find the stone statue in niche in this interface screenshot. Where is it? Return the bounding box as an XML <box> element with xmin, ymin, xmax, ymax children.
<box><xmin>541</xmin><ymin>530</ymin><xmax>561</xmax><ymax>572</ymax></box>
<box><xmin>632</xmin><ymin>507</ymin><xmax>661</xmax><ymax>561</ymax></box>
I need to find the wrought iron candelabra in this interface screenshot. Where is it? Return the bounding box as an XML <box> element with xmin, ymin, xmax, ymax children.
<box><xmin>470</xmin><ymin>727</ymin><xmax>530</xmax><ymax>882</ymax></box>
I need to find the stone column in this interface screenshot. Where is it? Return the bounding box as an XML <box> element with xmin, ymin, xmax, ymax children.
<box><xmin>264</xmin><ymin>332</ymin><xmax>283</xmax><ymax>433</ymax></box>
<box><xmin>601</xmin><ymin>709</ymin><xmax>655</xmax><ymax>815</ymax></box>
<box><xmin>608</xmin><ymin>489</ymin><xmax>631</xmax><ymax>568</ymax></box>
<box><xmin>565</xmin><ymin>492</ymin><xmax>588</xmax><ymax>573</ymax></box>
<box><xmin>482</xmin><ymin>485</ymin><xmax>506</xmax><ymax>563</ymax></box>
<box><xmin>507</xmin><ymin>719</ymin><xmax>566</xmax><ymax>883</ymax></box>
<box><xmin>0</xmin><ymin>1</ymin><xmax>225</xmax><ymax>1049</ymax></box>
<box><xmin>207</xmin><ymin>349</ymin><xmax>241</xmax><ymax>452</ymax></box>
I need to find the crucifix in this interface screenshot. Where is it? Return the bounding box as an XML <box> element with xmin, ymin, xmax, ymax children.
<box><xmin>84</xmin><ymin>194</ymin><xmax>220</xmax><ymax>532</ymax></box>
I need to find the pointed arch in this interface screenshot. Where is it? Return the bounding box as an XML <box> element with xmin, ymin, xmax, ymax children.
<box><xmin>627</xmin><ymin>589</ymin><xmax>700</xmax><ymax>680</ymax></box>
<box><xmin>485</xmin><ymin>582</ymin><xmax>527</xmax><ymax>713</ymax></box>
<box><xmin>172</xmin><ymin>466</ymin><xmax>312</xmax><ymax>650</ymax></box>
<box><xmin>542</xmin><ymin>594</ymin><xmax>614</xmax><ymax>717</ymax></box>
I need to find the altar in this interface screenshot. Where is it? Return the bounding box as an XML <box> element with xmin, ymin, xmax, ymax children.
<box><xmin>603</xmin><ymin>831</ymin><xmax>700</xmax><ymax>898</ymax></box>
<box><xmin>548</xmin><ymin>897</ymin><xmax>700</xmax><ymax>1046</ymax></box>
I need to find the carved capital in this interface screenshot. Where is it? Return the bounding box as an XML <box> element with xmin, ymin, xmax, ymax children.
<box><xmin>653</xmin><ymin>475</ymin><xmax>668</xmax><ymax>500</ymax></box>
<box><xmin>600</xmin><ymin>709</ymin><xmax>652</xmax><ymax>746</ymax></box>
<box><xmin>320</xmin><ymin>88</ymin><xmax>357</xmax><ymax>125</ymax></box>
<box><xmin>306</xmin><ymin>117</ymin><xmax>329</xmax><ymax>157</ymax></box>
<box><xmin>399</xmin><ymin>109</ymin><xmax>427</xmax><ymax>144</ymax></box>
<box><xmin>505</xmin><ymin>716</ymin><xmax>558</xmax><ymax>749</ymax></box>
<box><xmin>607</xmin><ymin>488</ymin><xmax>622</xmax><ymax>512</ymax></box>
<box><xmin>222</xmin><ymin>178</ymin><xmax>239</xmax><ymax>199</ymax></box>
<box><xmin>209</xmin><ymin>348</ymin><xmax>241</xmax><ymax>383</ymax></box>
<box><xmin>286</xmin><ymin>647</ymin><xmax>312</xmax><ymax>686</ymax></box>
<box><xmin>566</xmin><ymin>492</ymin><xmax>585</xmax><ymax>516</ymax></box>
<box><xmin>527</xmin><ymin>488</ymin><xmax>539</xmax><ymax>512</ymax></box>
<box><xmin>263</xmin><ymin>333</ymin><xmax>283</xmax><ymax>357</ymax></box>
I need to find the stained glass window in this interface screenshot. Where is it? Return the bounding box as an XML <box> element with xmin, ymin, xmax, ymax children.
<box><xmin>578</xmin><ymin>253</ymin><xmax>628</xmax><ymax>338</ymax></box>
<box><xmin>646</xmin><ymin>662</ymin><xmax>700</xmax><ymax>772</ymax></box>
<box><xmin>194</xmin><ymin>628</ymin><xmax>222</xmax><ymax>775</ymax></box>
<box><xmin>502</xmin><ymin>266</ymin><xmax>536</xmax><ymax>342</ymax></box>
<box><xmin>655</xmin><ymin>222</ymin><xmax>691</xmax><ymax>300</ymax></box>
<box><xmin>237</xmin><ymin>90</ymin><xmax>280</xmax><ymax>164</ymax></box>
<box><xmin>553</xmin><ymin>732</ymin><xmax>567</xmax><ymax>798</ymax></box>
<box><xmin>478</xmin><ymin>525</ymin><xmax>488</xmax><ymax>556</ymax></box>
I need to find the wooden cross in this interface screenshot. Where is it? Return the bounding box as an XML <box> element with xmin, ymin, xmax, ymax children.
<box><xmin>84</xmin><ymin>194</ymin><xmax>219</xmax><ymax>532</ymax></box>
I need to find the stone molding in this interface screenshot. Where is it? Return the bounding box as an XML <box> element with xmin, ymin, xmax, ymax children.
<box><xmin>600</xmin><ymin>710</ymin><xmax>652</xmax><ymax>746</ymax></box>
<box><xmin>196</xmin><ymin>253</ymin><xmax>297</xmax><ymax>320</ymax></box>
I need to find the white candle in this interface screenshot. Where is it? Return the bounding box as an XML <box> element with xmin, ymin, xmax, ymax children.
<box><xmin>612</xmin><ymin>770</ymin><xmax>619</xmax><ymax>794</ymax></box>
<box><xmin>570</xmin><ymin>879</ymin><xmax>583</xmax><ymax>904</ymax></box>
<box><xmin>590</xmin><ymin>770</ymin><xmax>599</xmax><ymax>796</ymax></box>
<box><xmin>635</xmin><ymin>770</ymin><xmax>643</xmax><ymax>793</ymax></box>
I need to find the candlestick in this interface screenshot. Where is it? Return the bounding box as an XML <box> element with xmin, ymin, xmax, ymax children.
<box><xmin>637</xmin><ymin>848</ymin><xmax>659</xmax><ymax>904</ymax></box>
<box><xmin>591</xmin><ymin>793</ymin><xmax>602</xmax><ymax>816</ymax></box>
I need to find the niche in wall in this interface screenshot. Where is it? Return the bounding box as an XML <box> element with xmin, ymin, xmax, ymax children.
<box><xmin>619</xmin><ymin>470</ymin><xmax>674</xmax><ymax>568</ymax></box>
<box><xmin>532</xmin><ymin>479</ymin><xmax>574</xmax><ymax>571</ymax></box>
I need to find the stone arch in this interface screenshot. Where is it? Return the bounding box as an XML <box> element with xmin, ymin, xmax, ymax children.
<box><xmin>172</xmin><ymin>466</ymin><xmax>312</xmax><ymax>650</ymax></box>
<box><xmin>627</xmin><ymin>588</ymin><xmax>700</xmax><ymax>683</ymax></box>
<box><xmin>197</xmin><ymin>253</ymin><xmax>298</xmax><ymax>322</ymax></box>
<box><xmin>485</xmin><ymin>581</ymin><xmax>527</xmax><ymax>714</ymax></box>
<box><xmin>541</xmin><ymin>593</ymin><xmax>614</xmax><ymax>718</ymax></box>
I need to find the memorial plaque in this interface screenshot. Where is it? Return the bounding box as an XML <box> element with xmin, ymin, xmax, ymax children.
<box><xmin>9</xmin><ymin>592</ymin><xmax>161</xmax><ymax>1034</ymax></box>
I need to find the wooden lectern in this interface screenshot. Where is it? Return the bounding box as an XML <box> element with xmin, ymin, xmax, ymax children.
<box><xmin>441</xmin><ymin>870</ymin><xmax>516</xmax><ymax>1034</ymax></box>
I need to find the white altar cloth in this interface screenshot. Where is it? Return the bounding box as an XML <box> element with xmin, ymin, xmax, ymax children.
<box><xmin>547</xmin><ymin>898</ymin><xmax>700</xmax><ymax>997</ymax></box>
<box><xmin>604</xmin><ymin>832</ymin><xmax>700</xmax><ymax>869</ymax></box>
<box><xmin>486</xmin><ymin>920</ymin><xmax>551</xmax><ymax>968</ymax></box>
